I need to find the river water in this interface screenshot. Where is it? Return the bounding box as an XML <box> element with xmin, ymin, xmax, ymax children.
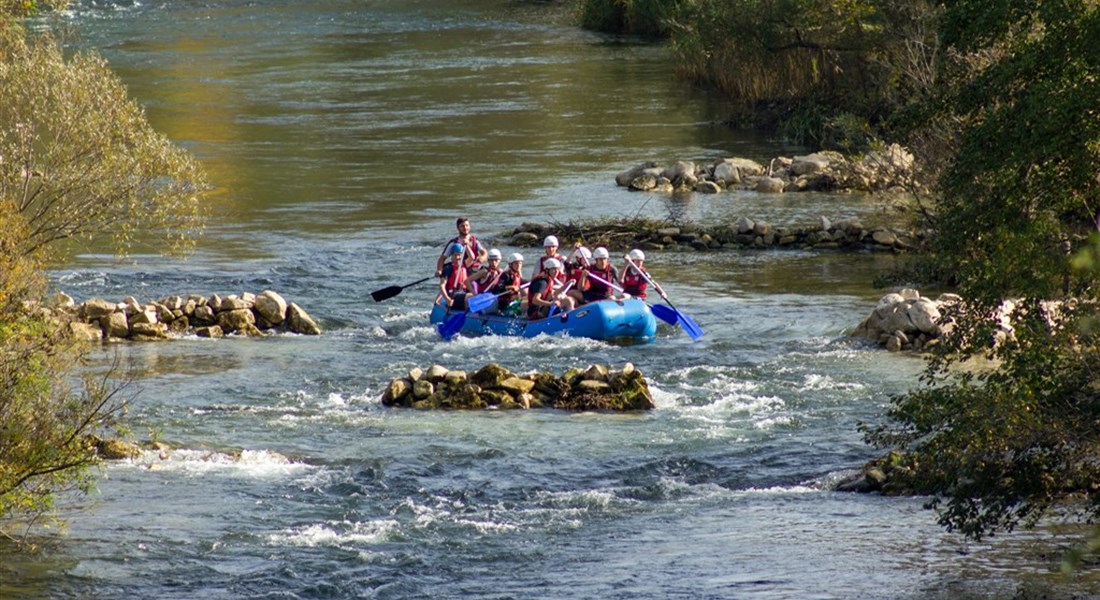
<box><xmin>3</xmin><ymin>0</ymin><xmax>1097</xmax><ymax>598</ymax></box>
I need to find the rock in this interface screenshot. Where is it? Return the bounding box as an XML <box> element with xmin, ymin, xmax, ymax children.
<box><xmin>426</xmin><ymin>364</ymin><xmax>449</xmax><ymax>382</ymax></box>
<box><xmin>712</xmin><ymin>161</ymin><xmax>742</xmax><ymax>185</ymax></box>
<box><xmin>736</xmin><ymin>217</ymin><xmax>755</xmax><ymax>234</ymax></box>
<box><xmin>49</xmin><ymin>292</ymin><xmax>76</xmax><ymax>311</ymax></box>
<box><xmin>192</xmin><ymin>305</ymin><xmax>216</xmax><ymax>326</ymax></box>
<box><xmin>217</xmin><ymin>308</ymin><xmax>256</xmax><ymax>333</ymax></box>
<box><xmin>790</xmin><ymin>153</ymin><xmax>830</xmax><ymax>175</ymax></box>
<box><xmin>130</xmin><ymin>322</ymin><xmax>169</xmax><ymax>340</ymax></box>
<box><xmin>382</xmin><ymin>378</ymin><xmax>412</xmax><ymax>406</ymax></box>
<box><xmin>908</xmin><ymin>298</ymin><xmax>941</xmax><ymax>335</ymax></box>
<box><xmin>100</xmin><ymin>312</ymin><xmax>129</xmax><ymax>339</ymax></box>
<box><xmin>82</xmin><ymin>298</ymin><xmax>117</xmax><ymax>320</ymax></box>
<box><xmin>252</xmin><ymin>291</ymin><xmax>288</xmax><ymax>326</ymax></box>
<box><xmin>413</xmin><ymin>379</ymin><xmax>433</xmax><ymax>399</ymax></box>
<box><xmin>444</xmin><ymin>370</ymin><xmax>468</xmax><ymax>385</ymax></box>
<box><xmin>470</xmin><ymin>363</ymin><xmax>513</xmax><ymax>389</ymax></box>
<box><xmin>90</xmin><ymin>437</ymin><xmax>141</xmax><ymax>460</ymax></box>
<box><xmin>208</xmin><ymin>294</ymin><xmax>223</xmax><ymax>312</ymax></box>
<box><xmin>219</xmin><ymin>296</ymin><xmax>250</xmax><ymax>312</ymax></box>
<box><xmin>583</xmin><ymin>364</ymin><xmax>609</xmax><ymax>382</ymax></box>
<box><xmin>130</xmin><ymin>308</ymin><xmax>158</xmax><ymax>326</ymax></box>
<box><xmin>287</xmin><ymin>303</ymin><xmax>321</xmax><ymax>335</ymax></box>
<box><xmin>872</xmin><ymin>229</ymin><xmax>898</xmax><ymax>247</ymax></box>
<box><xmin>695</xmin><ymin>180</ymin><xmax>721</xmax><ymax>194</ymax></box>
<box><xmin>499</xmin><ymin>376</ymin><xmax>535</xmax><ymax>395</ymax></box>
<box><xmin>408</xmin><ymin>367</ymin><xmax>424</xmax><ymax>382</ymax></box>
<box><xmin>510</xmin><ymin>232</ymin><xmax>540</xmax><ymax>246</ymax></box>
<box><xmin>69</xmin><ymin>321</ymin><xmax>104</xmax><ymax>342</ymax></box>
<box><xmin>755</xmin><ymin>177</ymin><xmax>785</xmax><ymax>193</ymax></box>
<box><xmin>629</xmin><ymin>174</ymin><xmax>658</xmax><ymax>191</ymax></box>
<box><xmin>122</xmin><ymin>296</ymin><xmax>143</xmax><ymax>316</ymax></box>
<box><xmin>615</xmin><ymin>161</ymin><xmax>660</xmax><ymax>187</ymax></box>
<box><xmin>195</xmin><ymin>325</ymin><xmax>224</xmax><ymax>338</ymax></box>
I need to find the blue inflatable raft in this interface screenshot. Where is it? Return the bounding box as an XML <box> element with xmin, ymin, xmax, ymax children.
<box><xmin>430</xmin><ymin>298</ymin><xmax>658</xmax><ymax>343</ymax></box>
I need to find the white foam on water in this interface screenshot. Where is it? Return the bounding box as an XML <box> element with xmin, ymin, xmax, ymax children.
<box><xmin>115</xmin><ymin>448</ymin><xmax>314</xmax><ymax>479</ymax></box>
<box><xmin>266</xmin><ymin>519</ymin><xmax>400</xmax><ymax>548</ymax></box>
<box><xmin>799</xmin><ymin>373</ymin><xmax>866</xmax><ymax>392</ymax></box>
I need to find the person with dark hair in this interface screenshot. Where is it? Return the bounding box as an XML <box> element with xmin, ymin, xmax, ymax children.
<box><xmin>435</xmin><ymin>217</ymin><xmax>487</xmax><ymax>277</ymax></box>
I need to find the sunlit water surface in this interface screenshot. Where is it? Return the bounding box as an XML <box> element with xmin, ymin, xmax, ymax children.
<box><xmin>3</xmin><ymin>0</ymin><xmax>1098</xmax><ymax>598</ymax></box>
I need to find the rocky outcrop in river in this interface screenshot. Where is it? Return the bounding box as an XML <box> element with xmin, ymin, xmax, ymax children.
<box><xmin>381</xmin><ymin>363</ymin><xmax>654</xmax><ymax>411</ymax></box>
<box><xmin>52</xmin><ymin>290</ymin><xmax>322</xmax><ymax>342</ymax></box>
<box><xmin>851</xmin><ymin>289</ymin><xmax>960</xmax><ymax>352</ymax></box>
<box><xmin>615</xmin><ymin>146</ymin><xmax>916</xmax><ymax>195</ymax></box>
<box><xmin>505</xmin><ymin>216</ymin><xmax>920</xmax><ymax>253</ymax></box>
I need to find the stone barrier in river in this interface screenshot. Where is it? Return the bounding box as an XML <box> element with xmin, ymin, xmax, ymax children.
<box><xmin>49</xmin><ymin>290</ymin><xmax>322</xmax><ymax>342</ymax></box>
<box><xmin>505</xmin><ymin>216</ymin><xmax>920</xmax><ymax>253</ymax></box>
<box><xmin>381</xmin><ymin>363</ymin><xmax>654</xmax><ymax>411</ymax></box>
<box><xmin>615</xmin><ymin>145</ymin><xmax>917</xmax><ymax>195</ymax></box>
<box><xmin>851</xmin><ymin>289</ymin><xmax>963</xmax><ymax>352</ymax></box>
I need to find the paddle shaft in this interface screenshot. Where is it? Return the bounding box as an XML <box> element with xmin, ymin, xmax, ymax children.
<box><xmin>371</xmin><ymin>276</ymin><xmax>433</xmax><ymax>302</ymax></box>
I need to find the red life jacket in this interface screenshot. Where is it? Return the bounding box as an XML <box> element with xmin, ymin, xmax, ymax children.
<box><xmin>443</xmin><ymin>235</ymin><xmax>484</xmax><ymax>271</ymax></box>
<box><xmin>621</xmin><ymin>266</ymin><xmax>648</xmax><ymax>299</ymax></box>
<box><xmin>470</xmin><ymin>266</ymin><xmax>502</xmax><ymax>294</ymax></box>
<box><xmin>526</xmin><ymin>275</ymin><xmax>556</xmax><ymax>318</ymax></box>
<box><xmin>494</xmin><ymin>269</ymin><xmax>523</xmax><ymax>297</ymax></box>
<box><xmin>443</xmin><ymin>263</ymin><xmax>467</xmax><ymax>293</ymax></box>
<box><xmin>567</xmin><ymin>262</ymin><xmax>589</xmax><ymax>290</ymax></box>
<box><xmin>585</xmin><ymin>264</ymin><xmax>617</xmax><ymax>299</ymax></box>
<box><xmin>537</xmin><ymin>254</ymin><xmax>567</xmax><ymax>283</ymax></box>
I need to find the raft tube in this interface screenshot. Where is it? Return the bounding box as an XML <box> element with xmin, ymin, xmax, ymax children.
<box><xmin>430</xmin><ymin>298</ymin><xmax>657</xmax><ymax>344</ymax></box>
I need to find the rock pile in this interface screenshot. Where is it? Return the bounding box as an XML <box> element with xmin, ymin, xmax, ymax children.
<box><xmin>53</xmin><ymin>290</ymin><xmax>322</xmax><ymax>342</ymax></box>
<box><xmin>616</xmin><ymin>146</ymin><xmax>916</xmax><ymax>195</ymax></box>
<box><xmin>851</xmin><ymin>289</ymin><xmax>961</xmax><ymax>352</ymax></box>
<box><xmin>505</xmin><ymin>216</ymin><xmax>919</xmax><ymax>253</ymax></box>
<box><xmin>381</xmin><ymin>363</ymin><xmax>654</xmax><ymax>411</ymax></box>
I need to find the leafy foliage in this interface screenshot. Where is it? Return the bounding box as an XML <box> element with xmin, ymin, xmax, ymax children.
<box><xmin>0</xmin><ymin>202</ymin><xmax>130</xmax><ymax>543</ymax></box>
<box><xmin>0</xmin><ymin>33</ymin><xmax>208</xmax><ymax>258</ymax></box>
<box><xmin>864</xmin><ymin>0</ymin><xmax>1100</xmax><ymax>540</ymax></box>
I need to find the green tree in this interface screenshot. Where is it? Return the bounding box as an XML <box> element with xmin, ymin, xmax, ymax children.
<box><xmin>864</xmin><ymin>0</ymin><xmax>1100</xmax><ymax>540</ymax></box>
<box><xmin>1</xmin><ymin>6</ymin><xmax>207</xmax><ymax>542</ymax></box>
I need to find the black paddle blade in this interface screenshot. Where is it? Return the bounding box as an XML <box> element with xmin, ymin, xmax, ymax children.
<box><xmin>371</xmin><ymin>285</ymin><xmax>403</xmax><ymax>302</ymax></box>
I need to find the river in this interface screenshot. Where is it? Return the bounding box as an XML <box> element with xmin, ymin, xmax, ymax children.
<box><xmin>2</xmin><ymin>0</ymin><xmax>1097</xmax><ymax>598</ymax></box>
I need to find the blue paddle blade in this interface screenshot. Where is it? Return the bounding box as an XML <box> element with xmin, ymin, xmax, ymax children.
<box><xmin>677</xmin><ymin>311</ymin><xmax>704</xmax><ymax>340</ymax></box>
<box><xmin>467</xmin><ymin>292</ymin><xmax>496</xmax><ymax>314</ymax></box>
<box><xmin>650</xmin><ymin>303</ymin><xmax>679</xmax><ymax>325</ymax></box>
<box><xmin>438</xmin><ymin>313</ymin><xmax>466</xmax><ymax>339</ymax></box>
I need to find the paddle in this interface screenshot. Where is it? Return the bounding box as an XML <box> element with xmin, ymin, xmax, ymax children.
<box><xmin>371</xmin><ymin>277</ymin><xmax>433</xmax><ymax>302</ymax></box>
<box><xmin>438</xmin><ymin>309</ymin><xmax>466</xmax><ymax>340</ymax></box>
<box><xmin>546</xmin><ymin>280</ymin><xmax>574</xmax><ymax>318</ymax></box>
<box><xmin>624</xmin><ymin>256</ymin><xmax>703</xmax><ymax>340</ymax></box>
<box><xmin>467</xmin><ymin>282</ymin><xmax>531</xmax><ymax>314</ymax></box>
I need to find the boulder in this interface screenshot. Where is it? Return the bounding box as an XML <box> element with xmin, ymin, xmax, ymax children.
<box><xmin>287</xmin><ymin>303</ymin><xmax>322</xmax><ymax>335</ymax></box>
<box><xmin>195</xmin><ymin>325</ymin><xmax>224</xmax><ymax>338</ymax></box>
<box><xmin>130</xmin><ymin>322</ymin><xmax>169</xmax><ymax>340</ymax></box>
<box><xmin>755</xmin><ymin>177</ymin><xmax>785</xmax><ymax>193</ymax></box>
<box><xmin>82</xmin><ymin>298</ymin><xmax>117</xmax><ymax>320</ymax></box>
<box><xmin>470</xmin><ymin>363</ymin><xmax>513</xmax><ymax>389</ymax></box>
<box><xmin>100</xmin><ymin>312</ymin><xmax>129</xmax><ymax>339</ymax></box>
<box><xmin>254</xmin><ymin>290</ymin><xmax>288</xmax><ymax>325</ymax></box>
<box><xmin>217</xmin><ymin>308</ymin><xmax>256</xmax><ymax>333</ymax></box>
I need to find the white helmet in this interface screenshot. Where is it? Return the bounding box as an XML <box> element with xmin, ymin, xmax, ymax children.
<box><xmin>487</xmin><ymin>249</ymin><xmax>502</xmax><ymax>260</ymax></box>
<box><xmin>508</xmin><ymin>252</ymin><xmax>524</xmax><ymax>263</ymax></box>
<box><xmin>593</xmin><ymin>247</ymin><xmax>610</xmax><ymax>259</ymax></box>
<box><xmin>628</xmin><ymin>249</ymin><xmax>645</xmax><ymax>261</ymax></box>
<box><xmin>543</xmin><ymin>235</ymin><xmax>559</xmax><ymax>247</ymax></box>
<box><xmin>544</xmin><ymin>258</ymin><xmax>563</xmax><ymax>270</ymax></box>
<box><xmin>576</xmin><ymin>247</ymin><xmax>592</xmax><ymax>260</ymax></box>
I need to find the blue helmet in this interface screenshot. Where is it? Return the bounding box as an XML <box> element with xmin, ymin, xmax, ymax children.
<box><xmin>449</xmin><ymin>243</ymin><xmax>465</xmax><ymax>256</ymax></box>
